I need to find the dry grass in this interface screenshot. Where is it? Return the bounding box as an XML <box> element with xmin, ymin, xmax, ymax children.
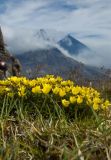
<box><xmin>0</xmin><ymin>97</ymin><xmax>111</xmax><ymax>160</ymax></box>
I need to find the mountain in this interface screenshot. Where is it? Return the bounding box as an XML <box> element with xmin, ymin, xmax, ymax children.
<box><xmin>35</xmin><ymin>29</ymin><xmax>65</xmax><ymax>43</ymax></box>
<box><xmin>58</xmin><ymin>34</ymin><xmax>90</xmax><ymax>55</ymax></box>
<box><xmin>34</xmin><ymin>29</ymin><xmax>91</xmax><ymax>57</ymax></box>
<box><xmin>17</xmin><ymin>48</ymin><xmax>80</xmax><ymax>77</ymax></box>
<box><xmin>17</xmin><ymin>47</ymin><xmax>105</xmax><ymax>80</ymax></box>
<box><xmin>35</xmin><ymin>29</ymin><xmax>51</xmax><ymax>42</ymax></box>
<box><xmin>33</xmin><ymin>29</ymin><xmax>92</xmax><ymax>58</ymax></box>
<box><xmin>14</xmin><ymin>29</ymin><xmax>106</xmax><ymax>80</ymax></box>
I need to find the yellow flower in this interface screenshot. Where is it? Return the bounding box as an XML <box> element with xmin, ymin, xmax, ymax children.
<box><xmin>0</xmin><ymin>87</ymin><xmax>6</xmax><ymax>94</ymax></box>
<box><xmin>86</xmin><ymin>98</ymin><xmax>92</xmax><ymax>105</ymax></box>
<box><xmin>56</xmin><ymin>76</ymin><xmax>63</xmax><ymax>82</ymax></box>
<box><xmin>77</xmin><ymin>96</ymin><xmax>83</xmax><ymax>104</ymax></box>
<box><xmin>29</xmin><ymin>80</ymin><xmax>37</xmax><ymax>87</ymax></box>
<box><xmin>104</xmin><ymin>100</ymin><xmax>110</xmax><ymax>106</ymax></box>
<box><xmin>49</xmin><ymin>78</ymin><xmax>56</xmax><ymax>83</ymax></box>
<box><xmin>62</xmin><ymin>99</ymin><xmax>70</xmax><ymax>107</ymax></box>
<box><xmin>18</xmin><ymin>86</ymin><xmax>26</xmax><ymax>97</ymax></box>
<box><xmin>102</xmin><ymin>100</ymin><xmax>110</xmax><ymax>109</ymax></box>
<box><xmin>0</xmin><ymin>75</ymin><xmax>109</xmax><ymax>113</ymax></box>
<box><xmin>8</xmin><ymin>76</ymin><xmax>18</xmax><ymax>82</ymax></box>
<box><xmin>67</xmin><ymin>80</ymin><xmax>74</xmax><ymax>86</ymax></box>
<box><xmin>59</xmin><ymin>89</ymin><xmax>66</xmax><ymax>97</ymax></box>
<box><xmin>32</xmin><ymin>86</ymin><xmax>41</xmax><ymax>94</ymax></box>
<box><xmin>93</xmin><ymin>103</ymin><xmax>99</xmax><ymax>110</ymax></box>
<box><xmin>72</xmin><ymin>86</ymin><xmax>81</xmax><ymax>95</ymax></box>
<box><xmin>53</xmin><ymin>87</ymin><xmax>60</xmax><ymax>94</ymax></box>
<box><xmin>22</xmin><ymin>78</ymin><xmax>29</xmax><ymax>86</ymax></box>
<box><xmin>65</xmin><ymin>86</ymin><xmax>71</xmax><ymax>92</ymax></box>
<box><xmin>93</xmin><ymin>97</ymin><xmax>101</xmax><ymax>104</ymax></box>
<box><xmin>42</xmin><ymin>84</ymin><xmax>52</xmax><ymax>94</ymax></box>
<box><xmin>61</xmin><ymin>81</ymin><xmax>68</xmax><ymax>86</ymax></box>
<box><xmin>5</xmin><ymin>87</ymin><xmax>11</xmax><ymax>92</ymax></box>
<box><xmin>70</xmin><ymin>96</ymin><xmax>76</xmax><ymax>104</ymax></box>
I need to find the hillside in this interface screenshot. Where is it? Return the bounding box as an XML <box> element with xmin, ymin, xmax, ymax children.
<box><xmin>17</xmin><ymin>47</ymin><xmax>105</xmax><ymax>80</ymax></box>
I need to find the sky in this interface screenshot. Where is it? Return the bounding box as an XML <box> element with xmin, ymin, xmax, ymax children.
<box><xmin>0</xmin><ymin>0</ymin><xmax>111</xmax><ymax>67</ymax></box>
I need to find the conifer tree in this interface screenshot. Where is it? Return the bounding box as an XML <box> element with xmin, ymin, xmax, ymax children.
<box><xmin>0</xmin><ymin>26</ymin><xmax>5</xmax><ymax>54</ymax></box>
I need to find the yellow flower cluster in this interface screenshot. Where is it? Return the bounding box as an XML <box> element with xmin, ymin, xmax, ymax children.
<box><xmin>0</xmin><ymin>75</ymin><xmax>110</xmax><ymax>111</ymax></box>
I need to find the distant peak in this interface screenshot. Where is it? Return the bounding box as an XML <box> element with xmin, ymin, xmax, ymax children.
<box><xmin>36</xmin><ymin>29</ymin><xmax>50</xmax><ymax>41</ymax></box>
<box><xmin>66</xmin><ymin>34</ymin><xmax>72</xmax><ymax>38</ymax></box>
<box><xmin>58</xmin><ymin>33</ymin><xmax>90</xmax><ymax>55</ymax></box>
<box><xmin>61</xmin><ymin>34</ymin><xmax>74</xmax><ymax>46</ymax></box>
<box><xmin>39</xmin><ymin>28</ymin><xmax>46</xmax><ymax>33</ymax></box>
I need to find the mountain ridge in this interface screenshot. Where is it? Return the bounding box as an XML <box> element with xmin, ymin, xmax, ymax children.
<box><xmin>58</xmin><ymin>34</ymin><xmax>91</xmax><ymax>55</ymax></box>
<box><xmin>14</xmin><ymin>29</ymin><xmax>105</xmax><ymax>80</ymax></box>
<box><xmin>17</xmin><ymin>47</ymin><xmax>105</xmax><ymax>80</ymax></box>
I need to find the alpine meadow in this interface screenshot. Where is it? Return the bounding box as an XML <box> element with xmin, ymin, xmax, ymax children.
<box><xmin>0</xmin><ymin>0</ymin><xmax>111</xmax><ymax>159</ymax></box>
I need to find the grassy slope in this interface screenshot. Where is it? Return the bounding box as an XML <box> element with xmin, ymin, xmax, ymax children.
<box><xmin>0</xmin><ymin>97</ymin><xmax>111</xmax><ymax>160</ymax></box>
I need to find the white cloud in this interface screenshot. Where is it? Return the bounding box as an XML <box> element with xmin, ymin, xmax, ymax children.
<box><xmin>0</xmin><ymin>0</ymin><xmax>111</xmax><ymax>66</ymax></box>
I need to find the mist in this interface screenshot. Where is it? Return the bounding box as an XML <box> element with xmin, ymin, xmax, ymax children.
<box><xmin>2</xmin><ymin>27</ymin><xmax>111</xmax><ymax>68</ymax></box>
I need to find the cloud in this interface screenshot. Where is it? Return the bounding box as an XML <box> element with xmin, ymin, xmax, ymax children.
<box><xmin>0</xmin><ymin>0</ymin><xmax>111</xmax><ymax>66</ymax></box>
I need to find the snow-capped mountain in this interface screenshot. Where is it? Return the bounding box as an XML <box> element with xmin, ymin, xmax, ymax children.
<box><xmin>58</xmin><ymin>34</ymin><xmax>90</xmax><ymax>56</ymax></box>
<box><xmin>15</xmin><ymin>28</ymin><xmax>105</xmax><ymax>80</ymax></box>
<box><xmin>34</xmin><ymin>29</ymin><xmax>91</xmax><ymax>56</ymax></box>
<box><xmin>34</xmin><ymin>29</ymin><xmax>66</xmax><ymax>43</ymax></box>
